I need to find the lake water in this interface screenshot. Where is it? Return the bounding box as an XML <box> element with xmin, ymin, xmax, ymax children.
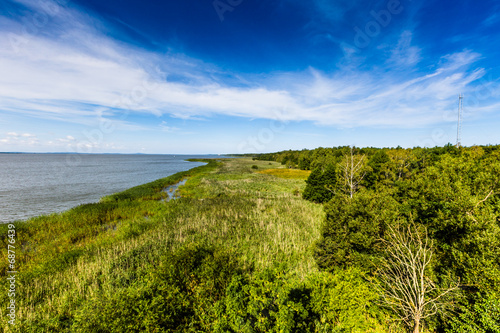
<box><xmin>0</xmin><ymin>154</ymin><xmax>215</xmax><ymax>223</ymax></box>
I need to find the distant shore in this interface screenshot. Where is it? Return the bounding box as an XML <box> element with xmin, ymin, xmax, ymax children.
<box><xmin>0</xmin><ymin>155</ymin><xmax>216</xmax><ymax>224</ymax></box>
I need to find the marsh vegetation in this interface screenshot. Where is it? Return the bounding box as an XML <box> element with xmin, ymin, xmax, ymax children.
<box><xmin>1</xmin><ymin>147</ymin><xmax>499</xmax><ymax>332</ymax></box>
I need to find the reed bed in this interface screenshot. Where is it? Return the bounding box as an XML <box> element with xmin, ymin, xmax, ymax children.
<box><xmin>0</xmin><ymin>158</ymin><xmax>327</xmax><ymax>332</ymax></box>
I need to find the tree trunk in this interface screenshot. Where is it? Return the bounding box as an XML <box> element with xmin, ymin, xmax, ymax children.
<box><xmin>413</xmin><ymin>317</ymin><xmax>420</xmax><ymax>333</ymax></box>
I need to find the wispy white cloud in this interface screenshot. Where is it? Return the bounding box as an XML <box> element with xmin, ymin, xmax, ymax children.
<box><xmin>0</xmin><ymin>0</ymin><xmax>496</xmax><ymax>136</ymax></box>
<box><xmin>483</xmin><ymin>12</ymin><xmax>500</xmax><ymax>27</ymax></box>
<box><xmin>0</xmin><ymin>132</ymin><xmax>39</xmax><ymax>146</ymax></box>
<box><xmin>387</xmin><ymin>30</ymin><xmax>421</xmax><ymax>67</ymax></box>
<box><xmin>56</xmin><ymin>135</ymin><xmax>76</xmax><ymax>143</ymax></box>
<box><xmin>159</xmin><ymin>121</ymin><xmax>180</xmax><ymax>133</ymax></box>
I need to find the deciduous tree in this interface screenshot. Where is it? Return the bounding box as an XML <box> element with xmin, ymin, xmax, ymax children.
<box><xmin>375</xmin><ymin>224</ymin><xmax>459</xmax><ymax>333</ymax></box>
<box><xmin>339</xmin><ymin>146</ymin><xmax>370</xmax><ymax>198</ymax></box>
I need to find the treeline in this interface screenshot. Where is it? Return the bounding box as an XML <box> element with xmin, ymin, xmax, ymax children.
<box><xmin>255</xmin><ymin>144</ymin><xmax>500</xmax><ymax>333</ymax></box>
<box><xmin>253</xmin><ymin>144</ymin><xmax>500</xmax><ymax>170</ymax></box>
<box><xmin>0</xmin><ymin>158</ymin><xmax>387</xmax><ymax>332</ymax></box>
<box><xmin>2</xmin><ymin>151</ymin><xmax>499</xmax><ymax>332</ymax></box>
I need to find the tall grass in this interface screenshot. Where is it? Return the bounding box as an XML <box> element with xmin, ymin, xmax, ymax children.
<box><xmin>0</xmin><ymin>158</ymin><xmax>331</xmax><ymax>332</ymax></box>
<box><xmin>257</xmin><ymin>168</ymin><xmax>311</xmax><ymax>180</ymax></box>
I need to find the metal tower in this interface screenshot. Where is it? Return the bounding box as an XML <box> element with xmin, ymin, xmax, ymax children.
<box><xmin>456</xmin><ymin>94</ymin><xmax>463</xmax><ymax>148</ymax></box>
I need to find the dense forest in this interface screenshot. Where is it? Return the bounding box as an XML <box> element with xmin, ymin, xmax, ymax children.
<box><xmin>254</xmin><ymin>144</ymin><xmax>500</xmax><ymax>332</ymax></box>
<box><xmin>1</xmin><ymin>146</ymin><xmax>499</xmax><ymax>332</ymax></box>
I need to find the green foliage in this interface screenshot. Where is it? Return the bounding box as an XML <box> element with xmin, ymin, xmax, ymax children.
<box><xmin>224</xmin><ymin>266</ymin><xmax>313</xmax><ymax>332</ymax></box>
<box><xmin>298</xmin><ymin>155</ymin><xmax>312</xmax><ymax>170</ymax></box>
<box><xmin>309</xmin><ymin>146</ymin><xmax>500</xmax><ymax>331</ymax></box>
<box><xmin>0</xmin><ymin>158</ymin><xmax>329</xmax><ymax>332</ymax></box>
<box><xmin>447</xmin><ymin>292</ymin><xmax>500</xmax><ymax>333</ymax></box>
<box><xmin>395</xmin><ymin>154</ymin><xmax>500</xmax><ymax>290</ymax></box>
<box><xmin>364</xmin><ymin>150</ymin><xmax>391</xmax><ymax>189</ymax></box>
<box><xmin>40</xmin><ymin>248</ymin><xmax>86</xmax><ymax>274</ymax></box>
<box><xmin>224</xmin><ymin>266</ymin><xmax>385</xmax><ymax>332</ymax></box>
<box><xmin>5</xmin><ymin>146</ymin><xmax>500</xmax><ymax>333</ymax></box>
<box><xmin>307</xmin><ymin>268</ymin><xmax>384</xmax><ymax>332</ymax></box>
<box><xmin>302</xmin><ymin>165</ymin><xmax>336</xmax><ymax>203</ymax></box>
<box><xmin>315</xmin><ymin>189</ymin><xmax>400</xmax><ymax>271</ymax></box>
<box><xmin>67</xmin><ymin>243</ymin><xmax>387</xmax><ymax>333</ymax></box>
<box><xmin>72</xmin><ymin>242</ymin><xmax>244</xmax><ymax>332</ymax></box>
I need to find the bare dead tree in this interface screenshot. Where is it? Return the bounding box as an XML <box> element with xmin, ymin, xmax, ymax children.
<box><xmin>375</xmin><ymin>224</ymin><xmax>459</xmax><ymax>333</ymax></box>
<box><xmin>339</xmin><ymin>146</ymin><xmax>368</xmax><ymax>198</ymax></box>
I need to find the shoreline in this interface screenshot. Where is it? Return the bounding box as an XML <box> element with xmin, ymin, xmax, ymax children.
<box><xmin>161</xmin><ymin>178</ymin><xmax>188</xmax><ymax>201</ymax></box>
<box><xmin>2</xmin><ymin>158</ymin><xmax>215</xmax><ymax>225</ymax></box>
<box><xmin>0</xmin><ymin>157</ymin><xmax>326</xmax><ymax>330</ymax></box>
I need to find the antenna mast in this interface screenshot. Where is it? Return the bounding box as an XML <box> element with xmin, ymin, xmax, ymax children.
<box><xmin>456</xmin><ymin>94</ymin><xmax>463</xmax><ymax>148</ymax></box>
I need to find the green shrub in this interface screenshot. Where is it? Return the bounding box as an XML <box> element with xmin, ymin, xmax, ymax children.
<box><xmin>314</xmin><ymin>188</ymin><xmax>400</xmax><ymax>271</ymax></box>
<box><xmin>308</xmin><ymin>268</ymin><xmax>385</xmax><ymax>332</ymax></box>
<box><xmin>446</xmin><ymin>292</ymin><xmax>500</xmax><ymax>333</ymax></box>
<box><xmin>302</xmin><ymin>165</ymin><xmax>336</xmax><ymax>203</ymax></box>
<box><xmin>224</xmin><ymin>265</ymin><xmax>313</xmax><ymax>332</ymax></box>
<box><xmin>223</xmin><ymin>265</ymin><xmax>386</xmax><ymax>332</ymax></box>
<box><xmin>72</xmin><ymin>242</ymin><xmax>245</xmax><ymax>332</ymax></box>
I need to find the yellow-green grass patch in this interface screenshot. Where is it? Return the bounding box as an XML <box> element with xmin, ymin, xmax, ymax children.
<box><xmin>257</xmin><ymin>168</ymin><xmax>311</xmax><ymax>180</ymax></box>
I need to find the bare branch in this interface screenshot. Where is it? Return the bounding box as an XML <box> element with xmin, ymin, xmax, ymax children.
<box><xmin>338</xmin><ymin>146</ymin><xmax>368</xmax><ymax>198</ymax></box>
<box><xmin>375</xmin><ymin>224</ymin><xmax>458</xmax><ymax>333</ymax></box>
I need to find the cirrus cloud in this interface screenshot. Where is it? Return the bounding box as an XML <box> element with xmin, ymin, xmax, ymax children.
<box><xmin>0</xmin><ymin>0</ymin><xmax>498</xmax><ymax>154</ymax></box>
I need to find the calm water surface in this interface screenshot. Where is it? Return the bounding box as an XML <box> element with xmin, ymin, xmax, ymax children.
<box><xmin>0</xmin><ymin>154</ymin><xmax>213</xmax><ymax>223</ymax></box>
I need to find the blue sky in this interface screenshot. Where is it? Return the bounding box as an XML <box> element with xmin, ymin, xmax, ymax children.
<box><xmin>0</xmin><ymin>0</ymin><xmax>499</xmax><ymax>154</ymax></box>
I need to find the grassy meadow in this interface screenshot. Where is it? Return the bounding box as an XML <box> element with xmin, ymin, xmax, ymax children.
<box><xmin>0</xmin><ymin>158</ymin><xmax>386</xmax><ymax>332</ymax></box>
